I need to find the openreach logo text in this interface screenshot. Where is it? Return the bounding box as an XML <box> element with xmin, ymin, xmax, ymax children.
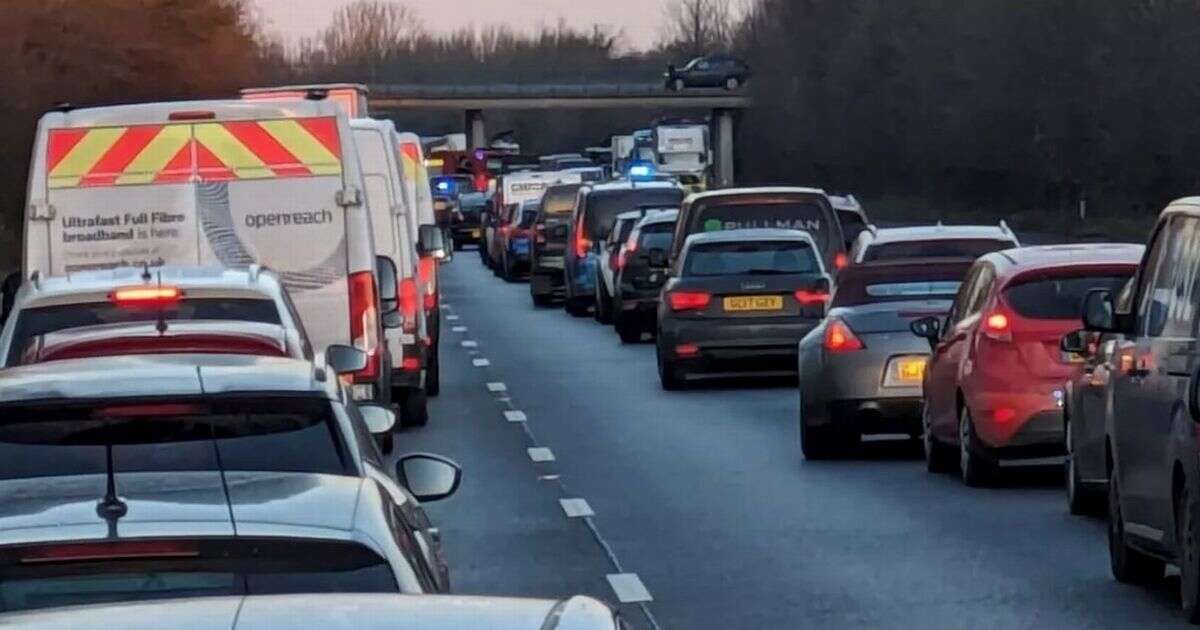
<box><xmin>245</xmin><ymin>209</ymin><xmax>335</xmax><ymax>229</ymax></box>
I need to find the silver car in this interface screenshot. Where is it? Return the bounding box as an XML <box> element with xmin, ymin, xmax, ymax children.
<box><xmin>0</xmin><ymin>594</ymin><xmax>625</xmax><ymax>629</ymax></box>
<box><xmin>798</xmin><ymin>257</ymin><xmax>975</xmax><ymax>458</ymax></box>
<box><xmin>0</xmin><ymin>351</ymin><xmax>461</xmax><ymax>613</ymax></box>
<box><xmin>849</xmin><ymin>223</ymin><xmax>1019</xmax><ymax>264</ymax></box>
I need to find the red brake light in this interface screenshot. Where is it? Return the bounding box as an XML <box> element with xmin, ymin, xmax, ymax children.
<box><xmin>823</xmin><ymin>318</ymin><xmax>864</xmax><ymax>352</ymax></box>
<box><xmin>500</xmin><ymin>224</ymin><xmax>512</xmax><ymax>237</ymax></box>
<box><xmin>834</xmin><ymin>252</ymin><xmax>849</xmax><ymax>270</ymax></box>
<box><xmin>983</xmin><ymin>311</ymin><xmax>1012</xmax><ymax>342</ymax></box>
<box><xmin>399</xmin><ymin>277</ymin><xmax>419</xmax><ymax>334</ymax></box>
<box><xmin>168</xmin><ymin>110</ymin><xmax>216</xmax><ymax>121</ymax></box>
<box><xmin>794</xmin><ymin>289</ymin><xmax>830</xmax><ymax>306</ymax></box>
<box><xmin>20</xmin><ymin>541</ymin><xmax>199</xmax><ymax>564</ymax></box>
<box><xmin>109</xmin><ymin>286</ymin><xmax>183</xmax><ymax>307</ymax></box>
<box><xmin>994</xmin><ymin>407</ymin><xmax>1017</xmax><ymax>423</ymax></box>
<box><xmin>418</xmin><ymin>257</ymin><xmax>437</xmax><ymax>310</ymax></box>
<box><xmin>402</xmin><ymin>356</ymin><xmax>421</xmax><ymax>372</ymax></box>
<box><xmin>675</xmin><ymin>343</ymin><xmax>700</xmax><ymax>357</ymax></box>
<box><xmin>347</xmin><ymin>271</ymin><xmax>381</xmax><ymax>382</ymax></box>
<box><xmin>95</xmin><ymin>403</ymin><xmax>208</xmax><ymax>418</ymax></box>
<box><xmin>668</xmin><ymin>291</ymin><xmax>711</xmax><ymax>312</ymax></box>
<box><xmin>574</xmin><ymin>220</ymin><xmax>592</xmax><ymax>258</ymax></box>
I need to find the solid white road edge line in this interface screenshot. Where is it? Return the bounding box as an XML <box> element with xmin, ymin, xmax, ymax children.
<box><xmin>606</xmin><ymin>573</ymin><xmax>653</xmax><ymax>603</ymax></box>
<box><xmin>504</xmin><ymin>410</ymin><xmax>527</xmax><ymax>423</ymax></box>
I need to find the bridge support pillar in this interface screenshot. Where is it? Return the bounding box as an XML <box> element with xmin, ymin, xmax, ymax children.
<box><xmin>713</xmin><ymin>108</ymin><xmax>736</xmax><ymax>188</ymax></box>
<box><xmin>465</xmin><ymin>109</ymin><xmax>486</xmax><ymax>150</ymax></box>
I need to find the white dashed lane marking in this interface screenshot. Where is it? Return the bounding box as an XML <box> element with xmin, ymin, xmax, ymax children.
<box><xmin>451</xmin><ymin>326</ymin><xmax>467</xmax><ymax>333</ymax></box>
<box><xmin>445</xmin><ymin>314</ymin><xmax>460</xmax><ymax>321</ymax></box>
<box><xmin>486</xmin><ymin>382</ymin><xmax>507</xmax><ymax>392</ymax></box>
<box><xmin>461</xmin><ymin>340</ymin><xmax>478</xmax><ymax>348</ymax></box>
<box><xmin>527</xmin><ymin>447</ymin><xmax>555</xmax><ymax>462</ymax></box>
<box><xmin>559</xmin><ymin>498</ymin><xmax>594</xmax><ymax>518</ymax></box>
<box><xmin>607</xmin><ymin>573</ymin><xmax>653</xmax><ymax>603</ymax></box>
<box><xmin>504</xmin><ymin>410</ymin><xmax>527</xmax><ymax>423</ymax></box>
<box><xmin>472</xmin><ymin>358</ymin><xmax>491</xmax><ymax>367</ymax></box>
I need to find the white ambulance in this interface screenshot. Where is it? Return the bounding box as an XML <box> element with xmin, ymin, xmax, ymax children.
<box><xmin>20</xmin><ymin>99</ymin><xmax>389</xmax><ymax>402</ymax></box>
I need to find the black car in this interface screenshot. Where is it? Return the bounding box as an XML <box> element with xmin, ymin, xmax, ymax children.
<box><xmin>656</xmin><ymin>229</ymin><xmax>831</xmax><ymax>390</ymax></box>
<box><xmin>613</xmin><ymin>210</ymin><xmax>677</xmax><ymax>343</ymax></box>
<box><xmin>530</xmin><ymin>183</ymin><xmax>584</xmax><ymax>306</ymax></box>
<box><xmin>451</xmin><ymin>191</ymin><xmax>488</xmax><ymax>250</ymax></box>
<box><xmin>665</xmin><ymin>55</ymin><xmax>751</xmax><ymax>91</ymax></box>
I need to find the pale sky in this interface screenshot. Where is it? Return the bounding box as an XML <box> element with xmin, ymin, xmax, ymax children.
<box><xmin>253</xmin><ymin>0</ymin><xmax>673</xmax><ymax>52</ymax></box>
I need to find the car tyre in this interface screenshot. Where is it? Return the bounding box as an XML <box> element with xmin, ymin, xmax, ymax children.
<box><xmin>531</xmin><ymin>288</ymin><xmax>554</xmax><ymax>307</ymax></box>
<box><xmin>1065</xmin><ymin>415</ymin><xmax>1101</xmax><ymax>515</ymax></box>
<box><xmin>922</xmin><ymin>406</ymin><xmax>954</xmax><ymax>473</ymax></box>
<box><xmin>656</xmin><ymin>343</ymin><xmax>685</xmax><ymax>390</ymax></box>
<box><xmin>594</xmin><ymin>278</ymin><xmax>613</xmax><ymax>324</ymax></box>
<box><xmin>375</xmin><ymin>432</ymin><xmax>395</xmax><ymax>455</ymax></box>
<box><xmin>1178</xmin><ymin>480</ymin><xmax>1200</xmax><ymax>622</ymax></box>
<box><xmin>799</xmin><ymin>398</ymin><xmax>849</xmax><ymax>460</ymax></box>
<box><xmin>398</xmin><ymin>388</ymin><xmax>429</xmax><ymax>428</ymax></box>
<box><xmin>958</xmin><ymin>406</ymin><xmax>993</xmax><ymax>487</ymax></box>
<box><xmin>501</xmin><ymin>252</ymin><xmax>516</xmax><ymax>282</ymax></box>
<box><xmin>1109</xmin><ymin>471</ymin><xmax>1164</xmax><ymax>583</ymax></box>
<box><xmin>672</xmin><ymin>78</ymin><xmax>685</xmax><ymax>92</ymax></box>
<box><xmin>616</xmin><ymin>318</ymin><xmax>642</xmax><ymax>343</ymax></box>
<box><xmin>724</xmin><ymin>76</ymin><xmax>740</xmax><ymax>91</ymax></box>
<box><xmin>425</xmin><ymin>345</ymin><xmax>440</xmax><ymax>397</ymax></box>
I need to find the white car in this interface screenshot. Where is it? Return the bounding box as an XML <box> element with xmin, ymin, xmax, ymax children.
<box><xmin>594</xmin><ymin>208</ymin><xmax>673</xmax><ymax>324</ymax></box>
<box><xmin>849</xmin><ymin>222</ymin><xmax>1020</xmax><ymax>264</ymax></box>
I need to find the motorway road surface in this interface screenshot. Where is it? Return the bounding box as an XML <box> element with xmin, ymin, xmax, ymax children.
<box><xmin>395</xmin><ymin>253</ymin><xmax>1185</xmax><ymax>629</ymax></box>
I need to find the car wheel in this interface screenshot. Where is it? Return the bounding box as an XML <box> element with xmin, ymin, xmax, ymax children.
<box><xmin>1065</xmin><ymin>414</ymin><xmax>1100</xmax><ymax>515</ymax></box>
<box><xmin>657</xmin><ymin>343</ymin><xmax>684</xmax><ymax>390</ymax></box>
<box><xmin>398</xmin><ymin>388</ymin><xmax>429</xmax><ymax>428</ymax></box>
<box><xmin>616</xmin><ymin>318</ymin><xmax>642</xmax><ymax>343</ymax></box>
<box><xmin>724</xmin><ymin>76</ymin><xmax>740</xmax><ymax>91</ymax></box>
<box><xmin>501</xmin><ymin>252</ymin><xmax>516</xmax><ymax>282</ymax></box>
<box><xmin>922</xmin><ymin>406</ymin><xmax>954</xmax><ymax>473</ymax></box>
<box><xmin>375</xmin><ymin>431</ymin><xmax>394</xmax><ymax>455</ymax></box>
<box><xmin>531</xmin><ymin>287</ymin><xmax>554</xmax><ymax>307</ymax></box>
<box><xmin>425</xmin><ymin>346</ymin><xmax>440</xmax><ymax>397</ymax></box>
<box><xmin>958</xmin><ymin>406</ymin><xmax>992</xmax><ymax>487</ymax></box>
<box><xmin>799</xmin><ymin>398</ymin><xmax>843</xmax><ymax>460</ymax></box>
<box><xmin>453</xmin><ymin>238</ymin><xmax>463</xmax><ymax>251</ymax></box>
<box><xmin>673</xmin><ymin>78</ymin><xmax>685</xmax><ymax>92</ymax></box>
<box><xmin>1179</xmin><ymin>480</ymin><xmax>1200</xmax><ymax>622</ymax></box>
<box><xmin>1109</xmin><ymin>470</ymin><xmax>1164</xmax><ymax>583</ymax></box>
<box><xmin>594</xmin><ymin>279</ymin><xmax>613</xmax><ymax>324</ymax></box>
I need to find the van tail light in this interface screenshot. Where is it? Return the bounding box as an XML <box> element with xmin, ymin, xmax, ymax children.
<box><xmin>418</xmin><ymin>257</ymin><xmax>437</xmax><ymax>311</ymax></box>
<box><xmin>668</xmin><ymin>290</ymin><xmax>711</xmax><ymax>312</ymax></box>
<box><xmin>616</xmin><ymin>241</ymin><xmax>638</xmax><ymax>270</ymax></box>
<box><xmin>473</xmin><ymin>173</ymin><xmax>487</xmax><ymax>192</ymax></box>
<box><xmin>794</xmin><ymin>288</ymin><xmax>830</xmax><ymax>306</ymax></box>
<box><xmin>348</xmin><ymin>271</ymin><xmax>381</xmax><ymax>382</ymax></box>
<box><xmin>983</xmin><ymin>311</ymin><xmax>1012</xmax><ymax>342</ymax></box>
<box><xmin>399</xmin><ymin>278</ymin><xmax>419</xmax><ymax>334</ymax></box>
<box><xmin>834</xmin><ymin>252</ymin><xmax>849</xmax><ymax>270</ymax></box>
<box><xmin>823</xmin><ymin>318</ymin><xmax>864</xmax><ymax>353</ymax></box>
<box><xmin>401</xmin><ymin>356</ymin><xmax>421</xmax><ymax>372</ymax></box>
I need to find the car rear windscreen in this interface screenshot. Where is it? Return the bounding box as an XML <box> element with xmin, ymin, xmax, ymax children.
<box><xmin>0</xmin><ymin>397</ymin><xmax>350</xmax><ymax>480</ymax></box>
<box><xmin>692</xmin><ymin>199</ymin><xmax>834</xmax><ymax>254</ymax></box>
<box><xmin>639</xmin><ymin>223</ymin><xmax>675</xmax><ymax>251</ymax></box>
<box><xmin>685</xmin><ymin>241</ymin><xmax>820</xmax><ymax>277</ymax></box>
<box><xmin>837</xmin><ymin>211</ymin><xmax>868</xmax><ymax>243</ymax></box>
<box><xmin>0</xmin><ymin>538</ymin><xmax>396</xmax><ymax>613</ymax></box>
<box><xmin>831</xmin><ymin>261</ymin><xmax>973</xmax><ymax>307</ymax></box>
<box><xmin>1004</xmin><ymin>274</ymin><xmax>1130</xmax><ymax>320</ymax></box>
<box><xmin>540</xmin><ymin>186</ymin><xmax>581</xmax><ymax>216</ymax></box>
<box><xmin>585</xmin><ymin>189</ymin><xmax>685</xmax><ymax>240</ymax></box>
<box><xmin>863</xmin><ymin>238</ymin><xmax>1014</xmax><ymax>262</ymax></box>
<box><xmin>7</xmin><ymin>299</ymin><xmax>280</xmax><ymax>366</ymax></box>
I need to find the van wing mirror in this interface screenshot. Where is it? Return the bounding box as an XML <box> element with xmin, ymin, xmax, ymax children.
<box><xmin>358</xmin><ymin>403</ymin><xmax>396</xmax><ymax>435</ymax></box>
<box><xmin>376</xmin><ymin>256</ymin><xmax>398</xmax><ymax>315</ymax></box>
<box><xmin>1082</xmin><ymin>289</ymin><xmax>1116</xmax><ymax>332</ymax></box>
<box><xmin>417</xmin><ymin>225</ymin><xmax>447</xmax><ymax>260</ymax></box>
<box><xmin>325</xmin><ymin>344</ymin><xmax>367</xmax><ymax>375</ymax></box>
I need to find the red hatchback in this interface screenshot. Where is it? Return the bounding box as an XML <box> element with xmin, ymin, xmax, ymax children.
<box><xmin>911</xmin><ymin>244</ymin><xmax>1143</xmax><ymax>485</ymax></box>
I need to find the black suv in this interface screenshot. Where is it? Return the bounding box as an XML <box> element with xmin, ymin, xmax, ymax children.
<box><xmin>613</xmin><ymin>210</ymin><xmax>677</xmax><ymax>343</ymax></box>
<box><xmin>529</xmin><ymin>183</ymin><xmax>583</xmax><ymax>307</ymax></box>
<box><xmin>1084</xmin><ymin>198</ymin><xmax>1200</xmax><ymax>621</ymax></box>
<box><xmin>665</xmin><ymin>55</ymin><xmax>750</xmax><ymax>91</ymax></box>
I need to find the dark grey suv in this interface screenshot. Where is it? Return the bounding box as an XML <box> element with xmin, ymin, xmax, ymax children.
<box><xmin>1084</xmin><ymin>198</ymin><xmax>1200</xmax><ymax>622</ymax></box>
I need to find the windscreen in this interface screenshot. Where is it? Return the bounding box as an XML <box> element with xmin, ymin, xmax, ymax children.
<box><xmin>541</xmin><ymin>186</ymin><xmax>581</xmax><ymax>216</ymax></box>
<box><xmin>0</xmin><ymin>397</ymin><xmax>350</xmax><ymax>480</ymax></box>
<box><xmin>691</xmin><ymin>197</ymin><xmax>834</xmax><ymax>254</ymax></box>
<box><xmin>1004</xmin><ymin>274</ymin><xmax>1131</xmax><ymax>320</ymax></box>
<box><xmin>863</xmin><ymin>238</ymin><xmax>1013</xmax><ymax>262</ymax></box>
<box><xmin>0</xmin><ymin>538</ymin><xmax>396</xmax><ymax>613</ymax></box>
<box><xmin>585</xmin><ymin>189</ymin><xmax>685</xmax><ymax>240</ymax></box>
<box><xmin>639</xmin><ymin>223</ymin><xmax>675</xmax><ymax>252</ymax></box>
<box><xmin>7</xmin><ymin>299</ymin><xmax>280</xmax><ymax>366</ymax></box>
<box><xmin>684</xmin><ymin>241</ymin><xmax>819</xmax><ymax>277</ymax></box>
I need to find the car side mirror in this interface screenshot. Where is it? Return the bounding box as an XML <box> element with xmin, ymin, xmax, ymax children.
<box><xmin>325</xmin><ymin>344</ymin><xmax>367</xmax><ymax>375</ymax></box>
<box><xmin>418</xmin><ymin>224</ymin><xmax>447</xmax><ymax>260</ymax></box>
<box><xmin>647</xmin><ymin>249</ymin><xmax>668</xmax><ymax>268</ymax></box>
<box><xmin>0</xmin><ymin>271</ymin><xmax>18</xmax><ymax>327</ymax></box>
<box><xmin>396</xmin><ymin>453</ymin><xmax>462</xmax><ymax>502</ymax></box>
<box><xmin>910</xmin><ymin>316</ymin><xmax>942</xmax><ymax>349</ymax></box>
<box><xmin>1061</xmin><ymin>329</ymin><xmax>1089</xmax><ymax>355</ymax></box>
<box><xmin>376</xmin><ymin>256</ymin><xmax>398</xmax><ymax>315</ymax></box>
<box><xmin>358</xmin><ymin>403</ymin><xmax>396</xmax><ymax>435</ymax></box>
<box><xmin>1082</xmin><ymin>289</ymin><xmax>1116</xmax><ymax>332</ymax></box>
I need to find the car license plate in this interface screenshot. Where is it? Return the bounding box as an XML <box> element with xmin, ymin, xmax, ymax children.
<box><xmin>895</xmin><ymin>357</ymin><xmax>927</xmax><ymax>382</ymax></box>
<box><xmin>723</xmin><ymin>295</ymin><xmax>783</xmax><ymax>312</ymax></box>
<box><xmin>470</xmin><ymin>229</ymin><xmax>481</xmax><ymax>238</ymax></box>
<box><xmin>1061</xmin><ymin>351</ymin><xmax>1086</xmax><ymax>364</ymax></box>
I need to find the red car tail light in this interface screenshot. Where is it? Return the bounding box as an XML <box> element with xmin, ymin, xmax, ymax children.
<box><xmin>20</xmin><ymin>541</ymin><xmax>200</xmax><ymax>564</ymax></box>
<box><xmin>675</xmin><ymin>343</ymin><xmax>700</xmax><ymax>357</ymax></box>
<box><xmin>401</xmin><ymin>356</ymin><xmax>421</xmax><ymax>372</ymax></box>
<box><xmin>574</xmin><ymin>220</ymin><xmax>591</xmax><ymax>258</ymax></box>
<box><xmin>834</xmin><ymin>252</ymin><xmax>849</xmax><ymax>270</ymax></box>
<box><xmin>616</xmin><ymin>241</ymin><xmax>638</xmax><ymax>270</ymax></box>
<box><xmin>109</xmin><ymin>286</ymin><xmax>183</xmax><ymax>307</ymax></box>
<box><xmin>824</xmin><ymin>318</ymin><xmax>864</xmax><ymax>353</ymax></box>
<box><xmin>418</xmin><ymin>257</ymin><xmax>437</xmax><ymax>311</ymax></box>
<box><xmin>348</xmin><ymin>271</ymin><xmax>380</xmax><ymax>382</ymax></box>
<box><xmin>668</xmin><ymin>291</ymin><xmax>711</xmax><ymax>312</ymax></box>
<box><xmin>399</xmin><ymin>278</ymin><xmax>419</xmax><ymax>334</ymax></box>
<box><xmin>983</xmin><ymin>311</ymin><xmax>1012</xmax><ymax>342</ymax></box>
<box><xmin>794</xmin><ymin>289</ymin><xmax>830</xmax><ymax>306</ymax></box>
<box><xmin>994</xmin><ymin>407</ymin><xmax>1017</xmax><ymax>423</ymax></box>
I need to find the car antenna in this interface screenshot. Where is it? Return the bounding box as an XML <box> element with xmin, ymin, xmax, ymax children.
<box><xmin>96</xmin><ymin>442</ymin><xmax>128</xmax><ymax>538</ymax></box>
<box><xmin>140</xmin><ymin>262</ymin><xmax>152</xmax><ymax>282</ymax></box>
<box><xmin>155</xmin><ymin>270</ymin><xmax>168</xmax><ymax>335</ymax></box>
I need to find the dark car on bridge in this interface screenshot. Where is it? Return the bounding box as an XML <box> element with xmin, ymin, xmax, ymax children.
<box><xmin>529</xmin><ymin>183</ymin><xmax>584</xmax><ymax>306</ymax></box>
<box><xmin>613</xmin><ymin>210</ymin><xmax>678</xmax><ymax>343</ymax></box>
<box><xmin>665</xmin><ymin>55</ymin><xmax>751</xmax><ymax>91</ymax></box>
<box><xmin>565</xmin><ymin>181</ymin><xmax>685</xmax><ymax>317</ymax></box>
<box><xmin>656</xmin><ymin>229</ymin><xmax>831</xmax><ymax>389</ymax></box>
<box><xmin>798</xmin><ymin>257</ymin><xmax>974</xmax><ymax>459</ymax></box>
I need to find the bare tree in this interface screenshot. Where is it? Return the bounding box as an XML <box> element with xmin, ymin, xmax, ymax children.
<box><xmin>320</xmin><ymin>0</ymin><xmax>423</xmax><ymax>78</ymax></box>
<box><xmin>661</xmin><ymin>0</ymin><xmax>735</xmax><ymax>58</ymax></box>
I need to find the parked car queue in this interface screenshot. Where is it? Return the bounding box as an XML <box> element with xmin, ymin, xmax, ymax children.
<box><xmin>0</xmin><ymin>87</ymin><xmax>628</xmax><ymax>628</ymax></box>
<box><xmin>474</xmin><ymin>166</ymin><xmax>1200</xmax><ymax>623</ymax></box>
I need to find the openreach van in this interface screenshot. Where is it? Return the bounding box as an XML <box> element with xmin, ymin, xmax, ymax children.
<box><xmin>654</xmin><ymin>120</ymin><xmax>710</xmax><ymax>193</ymax></box>
<box><xmin>19</xmin><ymin>99</ymin><xmax>390</xmax><ymax>403</ymax></box>
<box><xmin>395</xmin><ymin>132</ymin><xmax>445</xmax><ymax>371</ymax></box>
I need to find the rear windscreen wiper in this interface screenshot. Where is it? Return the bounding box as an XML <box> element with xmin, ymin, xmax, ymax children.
<box><xmin>741</xmin><ymin>268</ymin><xmax>794</xmax><ymax>275</ymax></box>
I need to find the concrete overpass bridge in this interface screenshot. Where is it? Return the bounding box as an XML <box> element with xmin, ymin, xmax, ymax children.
<box><xmin>368</xmin><ymin>83</ymin><xmax>751</xmax><ymax>186</ymax></box>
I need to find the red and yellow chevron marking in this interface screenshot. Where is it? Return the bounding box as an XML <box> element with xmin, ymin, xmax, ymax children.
<box><xmin>399</xmin><ymin>141</ymin><xmax>429</xmax><ymax>181</ymax></box>
<box><xmin>46</xmin><ymin>117</ymin><xmax>342</xmax><ymax>189</ymax></box>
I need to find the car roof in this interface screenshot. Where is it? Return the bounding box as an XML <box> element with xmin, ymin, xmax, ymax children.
<box><xmin>16</xmin><ymin>265</ymin><xmax>282</xmax><ymax>307</ymax></box>
<box><xmin>616</xmin><ymin>210</ymin><xmax>644</xmax><ymax>221</ymax></box>
<box><xmin>586</xmin><ymin>180</ymin><xmax>680</xmax><ymax>193</ymax></box>
<box><xmin>684</xmin><ymin>187</ymin><xmax>828</xmax><ymax>205</ymax></box>
<box><xmin>41</xmin><ymin>99</ymin><xmax>343</xmax><ymax>128</ymax></box>
<box><xmin>638</xmin><ymin>209</ymin><xmax>679</xmax><ymax>225</ymax></box>
<box><xmin>683</xmin><ymin>228</ymin><xmax>820</xmax><ymax>247</ymax></box>
<box><xmin>0</xmin><ymin>594</ymin><xmax>618</xmax><ymax>630</ymax></box>
<box><xmin>983</xmin><ymin>243</ymin><xmax>1145</xmax><ymax>277</ymax></box>
<box><xmin>0</xmin><ymin>354</ymin><xmax>329</xmax><ymax>404</ymax></box>
<box><xmin>863</xmin><ymin>224</ymin><xmax>1016</xmax><ymax>245</ymax></box>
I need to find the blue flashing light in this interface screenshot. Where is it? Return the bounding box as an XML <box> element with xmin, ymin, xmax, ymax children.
<box><xmin>628</xmin><ymin>162</ymin><xmax>655</xmax><ymax>180</ymax></box>
<box><xmin>436</xmin><ymin>181</ymin><xmax>451</xmax><ymax>191</ymax></box>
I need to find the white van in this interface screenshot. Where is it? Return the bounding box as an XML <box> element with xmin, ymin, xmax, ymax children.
<box><xmin>20</xmin><ymin>99</ymin><xmax>388</xmax><ymax>402</ymax></box>
<box><xmin>394</xmin><ymin>132</ymin><xmax>444</xmax><ymax>363</ymax></box>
